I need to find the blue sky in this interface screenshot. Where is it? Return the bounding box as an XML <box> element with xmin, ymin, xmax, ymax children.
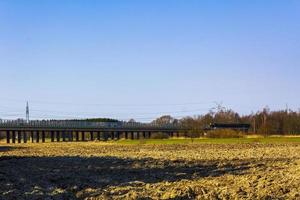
<box><xmin>0</xmin><ymin>0</ymin><xmax>299</xmax><ymax>121</ymax></box>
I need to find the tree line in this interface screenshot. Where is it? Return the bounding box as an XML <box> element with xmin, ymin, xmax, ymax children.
<box><xmin>152</xmin><ymin>107</ymin><xmax>300</xmax><ymax>135</ymax></box>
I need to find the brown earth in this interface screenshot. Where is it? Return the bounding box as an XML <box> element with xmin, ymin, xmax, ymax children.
<box><xmin>0</xmin><ymin>142</ymin><xmax>300</xmax><ymax>200</ymax></box>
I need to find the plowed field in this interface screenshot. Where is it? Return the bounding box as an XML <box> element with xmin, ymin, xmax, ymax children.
<box><xmin>1</xmin><ymin>141</ymin><xmax>300</xmax><ymax>199</ymax></box>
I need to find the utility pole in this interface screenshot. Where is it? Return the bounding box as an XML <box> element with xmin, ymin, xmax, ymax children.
<box><xmin>26</xmin><ymin>101</ymin><xmax>29</xmax><ymax>123</ymax></box>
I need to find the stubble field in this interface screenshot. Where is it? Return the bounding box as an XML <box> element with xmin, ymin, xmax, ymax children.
<box><xmin>0</xmin><ymin>139</ymin><xmax>300</xmax><ymax>199</ymax></box>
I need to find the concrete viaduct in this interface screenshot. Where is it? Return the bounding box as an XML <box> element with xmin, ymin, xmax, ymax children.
<box><xmin>0</xmin><ymin>120</ymin><xmax>188</xmax><ymax>143</ymax></box>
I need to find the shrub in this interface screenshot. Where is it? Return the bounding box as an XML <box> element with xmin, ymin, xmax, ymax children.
<box><xmin>150</xmin><ymin>132</ymin><xmax>170</xmax><ymax>139</ymax></box>
<box><xmin>206</xmin><ymin>129</ymin><xmax>244</xmax><ymax>138</ymax></box>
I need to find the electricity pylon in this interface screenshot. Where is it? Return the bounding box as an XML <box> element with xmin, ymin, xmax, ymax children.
<box><xmin>26</xmin><ymin>101</ymin><xmax>29</xmax><ymax>123</ymax></box>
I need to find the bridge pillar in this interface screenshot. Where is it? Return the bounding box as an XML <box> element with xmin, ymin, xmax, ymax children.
<box><xmin>130</xmin><ymin>132</ymin><xmax>134</xmax><ymax>140</ymax></box>
<box><xmin>24</xmin><ymin>131</ymin><xmax>27</xmax><ymax>143</ymax></box>
<box><xmin>116</xmin><ymin>132</ymin><xmax>120</xmax><ymax>140</ymax></box>
<box><xmin>104</xmin><ymin>132</ymin><xmax>108</xmax><ymax>141</ymax></box>
<box><xmin>97</xmin><ymin>132</ymin><xmax>100</xmax><ymax>141</ymax></box>
<box><xmin>31</xmin><ymin>131</ymin><xmax>34</xmax><ymax>143</ymax></box>
<box><xmin>125</xmin><ymin>132</ymin><xmax>128</xmax><ymax>139</ymax></box>
<box><xmin>68</xmin><ymin>131</ymin><xmax>73</xmax><ymax>141</ymax></box>
<box><xmin>127</xmin><ymin>132</ymin><xmax>130</xmax><ymax>139</ymax></box>
<box><xmin>176</xmin><ymin>132</ymin><xmax>179</xmax><ymax>137</ymax></box>
<box><xmin>6</xmin><ymin>130</ymin><xmax>10</xmax><ymax>143</ymax></box>
<box><xmin>50</xmin><ymin>131</ymin><xmax>55</xmax><ymax>142</ymax></box>
<box><xmin>12</xmin><ymin>130</ymin><xmax>16</xmax><ymax>143</ymax></box>
<box><xmin>142</xmin><ymin>132</ymin><xmax>146</xmax><ymax>139</ymax></box>
<box><xmin>149</xmin><ymin>132</ymin><xmax>152</xmax><ymax>139</ymax></box>
<box><xmin>75</xmin><ymin>131</ymin><xmax>79</xmax><ymax>141</ymax></box>
<box><xmin>90</xmin><ymin>132</ymin><xmax>94</xmax><ymax>141</ymax></box>
<box><xmin>81</xmin><ymin>131</ymin><xmax>85</xmax><ymax>141</ymax></box>
<box><xmin>17</xmin><ymin>131</ymin><xmax>21</xmax><ymax>143</ymax></box>
<box><xmin>111</xmin><ymin>132</ymin><xmax>115</xmax><ymax>140</ymax></box>
<box><xmin>36</xmin><ymin>131</ymin><xmax>40</xmax><ymax>143</ymax></box>
<box><xmin>65</xmin><ymin>131</ymin><xmax>68</xmax><ymax>141</ymax></box>
<box><xmin>136</xmin><ymin>132</ymin><xmax>140</xmax><ymax>140</ymax></box>
<box><xmin>62</xmin><ymin>131</ymin><xmax>66</xmax><ymax>142</ymax></box>
<box><xmin>42</xmin><ymin>131</ymin><xmax>46</xmax><ymax>143</ymax></box>
<box><xmin>56</xmin><ymin>131</ymin><xmax>60</xmax><ymax>142</ymax></box>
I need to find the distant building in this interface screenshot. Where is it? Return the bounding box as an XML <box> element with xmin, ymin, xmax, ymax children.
<box><xmin>205</xmin><ymin>123</ymin><xmax>251</xmax><ymax>133</ymax></box>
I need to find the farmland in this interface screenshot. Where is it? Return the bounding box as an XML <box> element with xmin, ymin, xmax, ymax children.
<box><xmin>1</xmin><ymin>139</ymin><xmax>300</xmax><ymax>199</ymax></box>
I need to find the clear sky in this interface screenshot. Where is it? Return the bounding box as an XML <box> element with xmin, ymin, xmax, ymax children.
<box><xmin>0</xmin><ymin>0</ymin><xmax>299</xmax><ymax>121</ymax></box>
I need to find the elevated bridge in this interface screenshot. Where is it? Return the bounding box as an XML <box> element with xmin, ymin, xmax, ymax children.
<box><xmin>0</xmin><ymin>120</ymin><xmax>188</xmax><ymax>143</ymax></box>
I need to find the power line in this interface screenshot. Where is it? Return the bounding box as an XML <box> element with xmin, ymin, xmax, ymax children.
<box><xmin>29</xmin><ymin>107</ymin><xmax>209</xmax><ymax>116</ymax></box>
<box><xmin>0</xmin><ymin>107</ymin><xmax>209</xmax><ymax>121</ymax></box>
<box><xmin>29</xmin><ymin>108</ymin><xmax>208</xmax><ymax>119</ymax></box>
<box><xmin>0</xmin><ymin>98</ymin><xmax>213</xmax><ymax>107</ymax></box>
<box><xmin>0</xmin><ymin>99</ymin><xmax>214</xmax><ymax>121</ymax></box>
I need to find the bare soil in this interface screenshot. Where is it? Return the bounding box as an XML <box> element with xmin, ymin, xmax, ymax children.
<box><xmin>0</xmin><ymin>142</ymin><xmax>300</xmax><ymax>199</ymax></box>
